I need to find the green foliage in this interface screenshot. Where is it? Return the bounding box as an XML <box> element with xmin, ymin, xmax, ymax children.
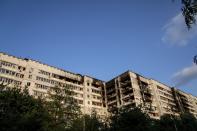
<box><xmin>109</xmin><ymin>107</ymin><xmax>152</xmax><ymax>131</ymax></box>
<box><xmin>44</xmin><ymin>85</ymin><xmax>81</xmax><ymax>130</ymax></box>
<box><xmin>1</xmin><ymin>83</ymin><xmax>197</xmax><ymax>131</ymax></box>
<box><xmin>181</xmin><ymin>0</ymin><xmax>197</xmax><ymax>29</ymax></box>
<box><xmin>154</xmin><ymin>113</ymin><xmax>197</xmax><ymax>131</ymax></box>
<box><xmin>177</xmin><ymin>113</ymin><xmax>197</xmax><ymax>131</ymax></box>
<box><xmin>109</xmin><ymin>106</ymin><xmax>197</xmax><ymax>131</ymax></box>
<box><xmin>154</xmin><ymin>114</ymin><xmax>179</xmax><ymax>131</ymax></box>
<box><xmin>69</xmin><ymin>111</ymin><xmax>106</xmax><ymax>131</ymax></box>
<box><xmin>0</xmin><ymin>84</ymin><xmax>51</xmax><ymax>131</ymax></box>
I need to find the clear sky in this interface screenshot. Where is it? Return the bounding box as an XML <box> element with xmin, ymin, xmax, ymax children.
<box><xmin>0</xmin><ymin>0</ymin><xmax>197</xmax><ymax>96</ymax></box>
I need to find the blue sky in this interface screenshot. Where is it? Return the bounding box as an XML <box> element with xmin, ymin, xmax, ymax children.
<box><xmin>0</xmin><ymin>0</ymin><xmax>197</xmax><ymax>96</ymax></box>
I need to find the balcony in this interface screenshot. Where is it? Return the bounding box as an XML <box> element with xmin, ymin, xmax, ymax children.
<box><xmin>108</xmin><ymin>99</ymin><xmax>117</xmax><ymax>105</ymax></box>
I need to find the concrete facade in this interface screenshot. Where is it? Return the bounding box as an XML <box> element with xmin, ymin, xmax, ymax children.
<box><xmin>105</xmin><ymin>71</ymin><xmax>197</xmax><ymax>119</ymax></box>
<box><xmin>0</xmin><ymin>52</ymin><xmax>107</xmax><ymax>117</ymax></box>
<box><xmin>0</xmin><ymin>52</ymin><xmax>196</xmax><ymax>119</ymax></box>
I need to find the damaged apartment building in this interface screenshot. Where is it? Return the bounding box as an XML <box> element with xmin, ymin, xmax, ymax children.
<box><xmin>0</xmin><ymin>52</ymin><xmax>197</xmax><ymax>119</ymax></box>
<box><xmin>106</xmin><ymin>71</ymin><xmax>197</xmax><ymax>119</ymax></box>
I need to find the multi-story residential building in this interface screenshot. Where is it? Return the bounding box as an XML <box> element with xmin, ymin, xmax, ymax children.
<box><xmin>0</xmin><ymin>52</ymin><xmax>107</xmax><ymax>117</ymax></box>
<box><xmin>105</xmin><ymin>71</ymin><xmax>197</xmax><ymax>119</ymax></box>
<box><xmin>0</xmin><ymin>52</ymin><xmax>196</xmax><ymax>119</ymax></box>
<box><xmin>106</xmin><ymin>71</ymin><xmax>161</xmax><ymax>119</ymax></box>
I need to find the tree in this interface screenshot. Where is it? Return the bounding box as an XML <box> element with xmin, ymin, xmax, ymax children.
<box><xmin>154</xmin><ymin>114</ymin><xmax>179</xmax><ymax>131</ymax></box>
<box><xmin>154</xmin><ymin>112</ymin><xmax>197</xmax><ymax>131</ymax></box>
<box><xmin>180</xmin><ymin>1</ymin><xmax>197</xmax><ymax>68</ymax></box>
<box><xmin>109</xmin><ymin>107</ymin><xmax>152</xmax><ymax>131</ymax></box>
<box><xmin>194</xmin><ymin>55</ymin><xmax>197</xmax><ymax>64</ymax></box>
<box><xmin>181</xmin><ymin>0</ymin><xmax>197</xmax><ymax>29</ymax></box>
<box><xmin>44</xmin><ymin>85</ymin><xmax>81</xmax><ymax>131</ymax></box>
<box><xmin>177</xmin><ymin>112</ymin><xmax>197</xmax><ymax>131</ymax></box>
<box><xmin>69</xmin><ymin>111</ymin><xmax>107</xmax><ymax>131</ymax></box>
<box><xmin>0</xmin><ymin>84</ymin><xmax>51</xmax><ymax>131</ymax></box>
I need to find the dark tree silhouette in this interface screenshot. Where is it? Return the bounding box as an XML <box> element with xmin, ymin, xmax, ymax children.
<box><xmin>0</xmin><ymin>84</ymin><xmax>51</xmax><ymax>131</ymax></box>
<box><xmin>181</xmin><ymin>0</ymin><xmax>197</xmax><ymax>29</ymax></box>
<box><xmin>44</xmin><ymin>85</ymin><xmax>81</xmax><ymax>131</ymax></box>
<box><xmin>109</xmin><ymin>107</ymin><xmax>153</xmax><ymax>131</ymax></box>
<box><xmin>68</xmin><ymin>111</ymin><xmax>106</xmax><ymax>131</ymax></box>
<box><xmin>194</xmin><ymin>55</ymin><xmax>197</xmax><ymax>64</ymax></box>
